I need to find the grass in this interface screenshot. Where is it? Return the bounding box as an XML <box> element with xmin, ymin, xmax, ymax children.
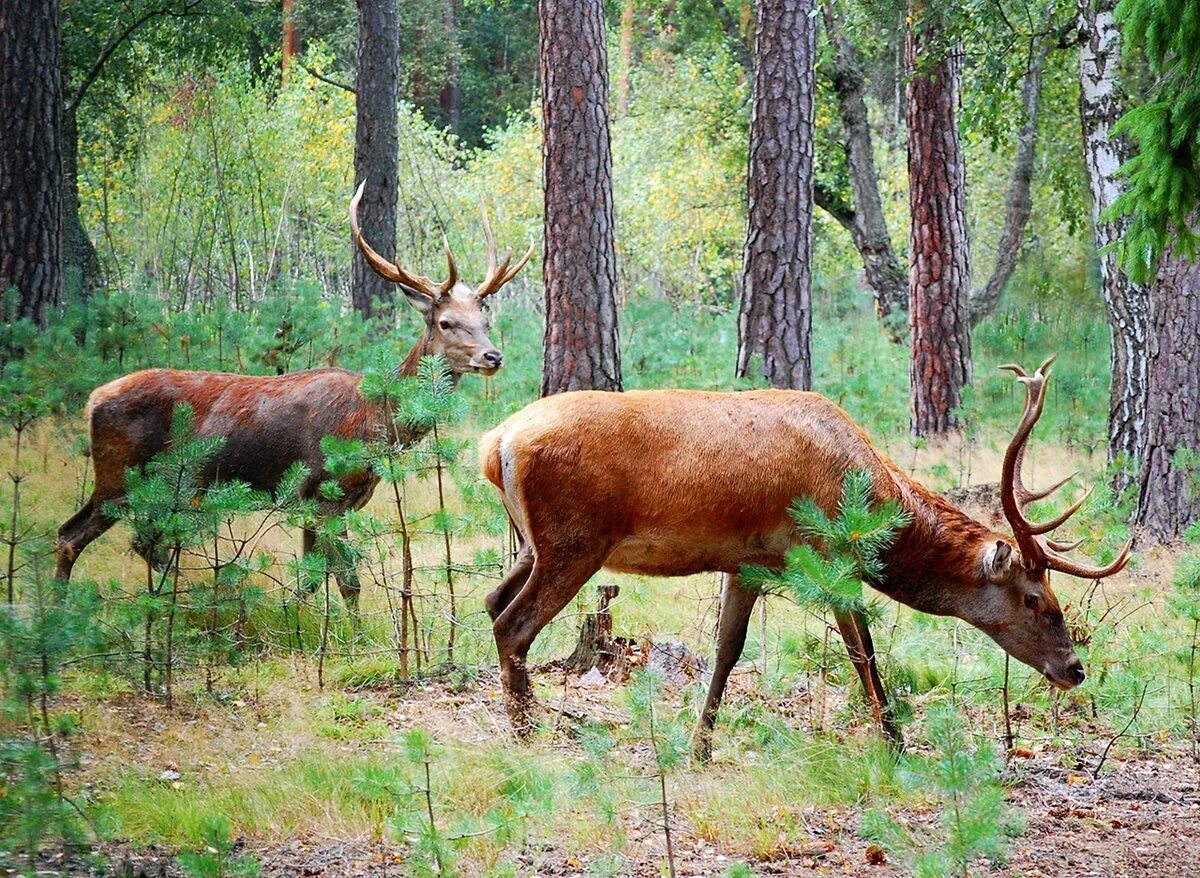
<box><xmin>3</xmin><ymin>302</ymin><xmax>1194</xmax><ymax>874</ymax></box>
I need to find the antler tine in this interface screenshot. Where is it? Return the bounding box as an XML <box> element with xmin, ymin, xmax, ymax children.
<box><xmin>1046</xmin><ymin>537</ymin><xmax>1086</xmax><ymax>553</ymax></box>
<box><xmin>474</xmin><ymin>207</ymin><xmax>534</xmax><ymax>299</ymax></box>
<box><xmin>349</xmin><ymin>181</ymin><xmax>445</xmax><ymax>300</ymax></box>
<box><xmin>499</xmin><ymin>238</ymin><xmax>537</xmax><ymax>286</ymax></box>
<box><xmin>1022</xmin><ymin>470</ymin><xmax>1078</xmax><ymax>505</ymax></box>
<box><xmin>1024</xmin><ymin>486</ymin><xmax>1093</xmax><ymax>535</ymax></box>
<box><xmin>1044</xmin><ymin>539</ymin><xmax>1133</xmax><ymax>580</ymax></box>
<box><xmin>440</xmin><ymin>235</ymin><xmax>458</xmax><ymax>295</ymax></box>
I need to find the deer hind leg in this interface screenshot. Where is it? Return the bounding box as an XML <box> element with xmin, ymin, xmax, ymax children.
<box><xmin>55</xmin><ymin>493</ymin><xmax>120</xmax><ymax>581</ymax></box>
<box><xmin>833</xmin><ymin>607</ymin><xmax>902</xmax><ymax>747</ymax></box>
<box><xmin>692</xmin><ymin>573</ymin><xmax>760</xmax><ymax>763</ymax></box>
<box><xmin>486</xmin><ymin>543</ymin><xmax>534</xmax><ymax>622</ymax></box>
<box><xmin>492</xmin><ymin>543</ymin><xmax>609</xmax><ymax>740</ymax></box>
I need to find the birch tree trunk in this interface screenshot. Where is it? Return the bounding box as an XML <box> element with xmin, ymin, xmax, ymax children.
<box><xmin>1078</xmin><ymin>0</ymin><xmax>1148</xmax><ymax>489</ymax></box>
<box><xmin>735</xmin><ymin>0</ymin><xmax>816</xmax><ymax>391</ymax></box>
<box><xmin>906</xmin><ymin>6</ymin><xmax>971</xmax><ymax>436</ymax></box>
<box><xmin>539</xmin><ymin>0</ymin><xmax>622</xmax><ymax>394</ymax></box>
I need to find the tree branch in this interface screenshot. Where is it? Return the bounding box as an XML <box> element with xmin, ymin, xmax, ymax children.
<box><xmin>67</xmin><ymin>0</ymin><xmax>207</xmax><ymax>114</ymax></box>
<box><xmin>302</xmin><ymin>63</ymin><xmax>357</xmax><ymax>95</ymax></box>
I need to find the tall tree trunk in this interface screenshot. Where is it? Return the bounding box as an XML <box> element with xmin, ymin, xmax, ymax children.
<box><xmin>1078</xmin><ymin>0</ymin><xmax>1148</xmax><ymax>490</ymax></box>
<box><xmin>905</xmin><ymin>6</ymin><xmax>971</xmax><ymax>437</ymax></box>
<box><xmin>735</xmin><ymin>0</ymin><xmax>815</xmax><ymax>391</ymax></box>
<box><xmin>0</xmin><ymin>0</ymin><xmax>63</xmax><ymax>328</ymax></box>
<box><xmin>439</xmin><ymin>0</ymin><xmax>461</xmax><ymax>135</ymax></box>
<box><xmin>351</xmin><ymin>0</ymin><xmax>400</xmax><ymax>319</ymax></box>
<box><xmin>282</xmin><ymin>0</ymin><xmax>299</xmax><ymax>84</ymax></box>
<box><xmin>821</xmin><ymin>3</ymin><xmax>906</xmax><ymax>328</ymax></box>
<box><xmin>62</xmin><ymin>105</ymin><xmax>101</xmax><ymax>301</ymax></box>
<box><xmin>539</xmin><ymin>0</ymin><xmax>622</xmax><ymax>395</ymax></box>
<box><xmin>1135</xmin><ymin>249</ymin><xmax>1200</xmax><ymax>539</ymax></box>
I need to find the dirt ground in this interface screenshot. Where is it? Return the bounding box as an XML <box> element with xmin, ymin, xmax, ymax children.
<box><xmin>41</xmin><ymin>670</ymin><xmax>1200</xmax><ymax>878</ymax></box>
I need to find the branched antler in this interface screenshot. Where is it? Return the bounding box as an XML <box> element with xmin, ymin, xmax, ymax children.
<box><xmin>350</xmin><ymin>181</ymin><xmax>457</xmax><ymax>301</ymax></box>
<box><xmin>1000</xmin><ymin>357</ymin><xmax>1132</xmax><ymax>579</ymax></box>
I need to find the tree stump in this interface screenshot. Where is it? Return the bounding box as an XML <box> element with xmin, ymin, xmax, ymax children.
<box><xmin>564</xmin><ymin>584</ymin><xmax>620</xmax><ymax>675</ymax></box>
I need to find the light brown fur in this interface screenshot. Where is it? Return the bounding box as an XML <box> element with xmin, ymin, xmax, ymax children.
<box><xmin>480</xmin><ymin>388</ymin><xmax>1090</xmax><ymax>747</ymax></box>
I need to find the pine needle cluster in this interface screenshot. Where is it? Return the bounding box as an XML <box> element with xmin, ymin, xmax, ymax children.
<box><xmin>745</xmin><ymin>469</ymin><xmax>910</xmax><ymax>614</ymax></box>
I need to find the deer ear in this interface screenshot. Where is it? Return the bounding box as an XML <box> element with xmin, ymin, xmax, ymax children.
<box><xmin>982</xmin><ymin>540</ymin><xmax>1017</xmax><ymax>583</ymax></box>
<box><xmin>400</xmin><ymin>285</ymin><xmax>436</xmax><ymax>316</ymax></box>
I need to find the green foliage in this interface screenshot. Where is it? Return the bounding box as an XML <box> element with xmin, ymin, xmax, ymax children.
<box><xmin>1110</xmin><ymin>0</ymin><xmax>1200</xmax><ymax>280</ymax></box>
<box><xmin>863</xmin><ymin>706</ymin><xmax>1020</xmax><ymax>878</ymax></box>
<box><xmin>177</xmin><ymin>816</ymin><xmax>260</xmax><ymax>878</ymax></box>
<box><xmin>745</xmin><ymin>470</ymin><xmax>910</xmax><ymax>614</ymax></box>
<box><xmin>0</xmin><ymin>571</ymin><xmax>100</xmax><ymax>867</ymax></box>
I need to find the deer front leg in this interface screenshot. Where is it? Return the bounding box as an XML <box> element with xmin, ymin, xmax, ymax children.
<box><xmin>833</xmin><ymin>607</ymin><xmax>902</xmax><ymax>746</ymax></box>
<box><xmin>692</xmin><ymin>573</ymin><xmax>759</xmax><ymax>764</ymax></box>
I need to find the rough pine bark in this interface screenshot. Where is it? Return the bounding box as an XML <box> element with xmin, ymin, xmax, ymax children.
<box><xmin>351</xmin><ymin>0</ymin><xmax>400</xmax><ymax>319</ymax></box>
<box><xmin>1078</xmin><ymin>0</ymin><xmax>1148</xmax><ymax>488</ymax></box>
<box><xmin>735</xmin><ymin>0</ymin><xmax>815</xmax><ymax>391</ymax></box>
<box><xmin>905</xmin><ymin>7</ymin><xmax>971</xmax><ymax>437</ymax></box>
<box><xmin>539</xmin><ymin>0</ymin><xmax>622</xmax><ymax>395</ymax></box>
<box><xmin>1135</xmin><ymin>251</ymin><xmax>1200</xmax><ymax>540</ymax></box>
<box><xmin>822</xmin><ymin>3</ymin><xmax>907</xmax><ymax>326</ymax></box>
<box><xmin>0</xmin><ymin>0</ymin><xmax>64</xmax><ymax>327</ymax></box>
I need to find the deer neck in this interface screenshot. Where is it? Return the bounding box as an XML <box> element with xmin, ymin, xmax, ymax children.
<box><xmin>376</xmin><ymin>330</ymin><xmax>462</xmax><ymax>447</ymax></box>
<box><xmin>875</xmin><ymin>473</ymin><xmax>997</xmax><ymax>619</ymax></box>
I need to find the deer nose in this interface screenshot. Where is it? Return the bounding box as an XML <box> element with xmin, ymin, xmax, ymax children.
<box><xmin>483</xmin><ymin>350</ymin><xmax>503</xmax><ymax>368</ymax></box>
<box><xmin>1069</xmin><ymin>661</ymin><xmax>1086</xmax><ymax>685</ymax></box>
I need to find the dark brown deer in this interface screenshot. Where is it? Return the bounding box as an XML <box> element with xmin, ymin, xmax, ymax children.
<box><xmin>479</xmin><ymin>357</ymin><xmax>1130</xmax><ymax>754</ymax></box>
<box><xmin>55</xmin><ymin>183</ymin><xmax>534</xmax><ymax>607</ymax></box>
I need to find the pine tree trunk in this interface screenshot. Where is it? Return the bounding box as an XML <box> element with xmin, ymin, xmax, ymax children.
<box><xmin>539</xmin><ymin>0</ymin><xmax>622</xmax><ymax>395</ymax></box>
<box><xmin>821</xmin><ymin>3</ymin><xmax>907</xmax><ymax>326</ymax></box>
<box><xmin>1135</xmin><ymin>250</ymin><xmax>1200</xmax><ymax>540</ymax></box>
<box><xmin>906</xmin><ymin>6</ymin><xmax>972</xmax><ymax>437</ymax></box>
<box><xmin>351</xmin><ymin>0</ymin><xmax>400</xmax><ymax>319</ymax></box>
<box><xmin>0</xmin><ymin>0</ymin><xmax>64</xmax><ymax>328</ymax></box>
<box><xmin>1078</xmin><ymin>0</ymin><xmax>1148</xmax><ymax>490</ymax></box>
<box><xmin>735</xmin><ymin>0</ymin><xmax>815</xmax><ymax>391</ymax></box>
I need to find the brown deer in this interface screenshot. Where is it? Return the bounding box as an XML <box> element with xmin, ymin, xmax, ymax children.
<box><xmin>479</xmin><ymin>357</ymin><xmax>1130</xmax><ymax>754</ymax></box>
<box><xmin>55</xmin><ymin>182</ymin><xmax>534</xmax><ymax>607</ymax></box>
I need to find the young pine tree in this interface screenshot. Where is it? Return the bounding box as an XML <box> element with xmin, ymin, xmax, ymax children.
<box><xmin>863</xmin><ymin>705</ymin><xmax>1021</xmax><ymax>878</ymax></box>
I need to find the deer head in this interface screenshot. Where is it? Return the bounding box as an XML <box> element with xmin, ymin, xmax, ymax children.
<box><xmin>349</xmin><ymin>182</ymin><xmax>534</xmax><ymax>376</ymax></box>
<box><xmin>969</xmin><ymin>356</ymin><xmax>1132</xmax><ymax>690</ymax></box>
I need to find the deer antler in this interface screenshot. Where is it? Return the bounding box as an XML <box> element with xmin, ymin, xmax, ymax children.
<box><xmin>350</xmin><ymin>181</ymin><xmax>457</xmax><ymax>299</ymax></box>
<box><xmin>475</xmin><ymin>200</ymin><xmax>535</xmax><ymax>299</ymax></box>
<box><xmin>1000</xmin><ymin>357</ymin><xmax>1132</xmax><ymax>579</ymax></box>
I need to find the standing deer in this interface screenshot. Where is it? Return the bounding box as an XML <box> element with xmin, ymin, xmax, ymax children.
<box><xmin>479</xmin><ymin>357</ymin><xmax>1131</xmax><ymax>754</ymax></box>
<box><xmin>55</xmin><ymin>182</ymin><xmax>534</xmax><ymax>607</ymax></box>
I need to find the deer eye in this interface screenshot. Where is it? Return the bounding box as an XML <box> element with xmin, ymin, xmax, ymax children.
<box><xmin>1024</xmin><ymin>593</ymin><xmax>1042</xmax><ymax>611</ymax></box>
<box><xmin>438</xmin><ymin>319</ymin><xmax>453</xmax><ymax>330</ymax></box>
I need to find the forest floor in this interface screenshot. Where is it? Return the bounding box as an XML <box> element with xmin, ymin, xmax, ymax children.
<box><xmin>42</xmin><ymin>659</ymin><xmax>1200</xmax><ymax>878</ymax></box>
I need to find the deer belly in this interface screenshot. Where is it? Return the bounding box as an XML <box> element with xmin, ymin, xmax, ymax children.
<box><xmin>603</xmin><ymin>527</ymin><xmax>790</xmax><ymax>577</ymax></box>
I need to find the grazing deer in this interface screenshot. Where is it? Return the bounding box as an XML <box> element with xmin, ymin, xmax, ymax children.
<box><xmin>55</xmin><ymin>182</ymin><xmax>534</xmax><ymax>607</ymax></box>
<box><xmin>479</xmin><ymin>357</ymin><xmax>1130</xmax><ymax>753</ymax></box>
